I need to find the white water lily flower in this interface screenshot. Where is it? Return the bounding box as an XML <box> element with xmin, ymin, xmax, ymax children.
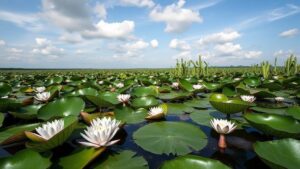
<box><xmin>171</xmin><ymin>82</ymin><xmax>179</xmax><ymax>89</ymax></box>
<box><xmin>34</xmin><ymin>86</ymin><xmax>46</xmax><ymax>93</ymax></box>
<box><xmin>116</xmin><ymin>83</ymin><xmax>124</xmax><ymax>88</ymax></box>
<box><xmin>98</xmin><ymin>81</ymin><xmax>104</xmax><ymax>85</ymax></box>
<box><xmin>210</xmin><ymin>118</ymin><xmax>237</xmax><ymax>134</ymax></box>
<box><xmin>193</xmin><ymin>84</ymin><xmax>203</xmax><ymax>90</ymax></box>
<box><xmin>34</xmin><ymin>119</ymin><xmax>64</xmax><ymax>140</ymax></box>
<box><xmin>240</xmin><ymin>95</ymin><xmax>256</xmax><ymax>103</ymax></box>
<box><xmin>234</xmin><ymin>78</ymin><xmax>241</xmax><ymax>81</ymax></box>
<box><xmin>275</xmin><ymin>96</ymin><xmax>284</xmax><ymax>102</ymax></box>
<box><xmin>148</xmin><ymin>106</ymin><xmax>164</xmax><ymax>116</ymax></box>
<box><xmin>34</xmin><ymin>92</ymin><xmax>51</xmax><ymax>102</ymax></box>
<box><xmin>79</xmin><ymin>117</ymin><xmax>121</xmax><ymax>148</ymax></box>
<box><xmin>117</xmin><ymin>94</ymin><xmax>131</xmax><ymax>103</ymax></box>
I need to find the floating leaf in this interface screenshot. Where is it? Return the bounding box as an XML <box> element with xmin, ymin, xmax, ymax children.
<box><xmin>132</xmin><ymin>86</ymin><xmax>158</xmax><ymax>97</ymax></box>
<box><xmin>158</xmin><ymin>91</ymin><xmax>191</xmax><ymax>100</ymax></box>
<box><xmin>131</xmin><ymin>96</ymin><xmax>159</xmax><ymax>109</ymax></box>
<box><xmin>161</xmin><ymin>155</ymin><xmax>230</xmax><ymax>169</ymax></box>
<box><xmin>114</xmin><ymin>107</ymin><xmax>147</xmax><ymax>124</ymax></box>
<box><xmin>94</xmin><ymin>150</ymin><xmax>148</xmax><ymax>169</ymax></box>
<box><xmin>133</xmin><ymin>122</ymin><xmax>207</xmax><ymax>155</ymax></box>
<box><xmin>250</xmin><ymin>107</ymin><xmax>287</xmax><ymax>115</ymax></box>
<box><xmin>0</xmin><ymin>82</ymin><xmax>12</xmax><ymax>97</ymax></box>
<box><xmin>58</xmin><ymin>147</ymin><xmax>106</xmax><ymax>169</ymax></box>
<box><xmin>286</xmin><ymin>106</ymin><xmax>300</xmax><ymax>120</ymax></box>
<box><xmin>254</xmin><ymin>138</ymin><xmax>300</xmax><ymax>169</ymax></box>
<box><xmin>166</xmin><ymin>103</ymin><xmax>194</xmax><ymax>115</ymax></box>
<box><xmin>190</xmin><ymin>109</ymin><xmax>216</xmax><ymax>127</ymax></box>
<box><xmin>244</xmin><ymin>113</ymin><xmax>300</xmax><ymax>137</ymax></box>
<box><xmin>179</xmin><ymin>79</ymin><xmax>193</xmax><ymax>92</ymax></box>
<box><xmin>209</xmin><ymin>93</ymin><xmax>249</xmax><ymax>114</ymax></box>
<box><xmin>0</xmin><ymin>149</ymin><xmax>51</xmax><ymax>169</ymax></box>
<box><xmin>25</xmin><ymin>116</ymin><xmax>78</xmax><ymax>152</ymax></box>
<box><xmin>0</xmin><ymin>113</ymin><xmax>4</xmax><ymax>127</ymax></box>
<box><xmin>9</xmin><ymin>104</ymin><xmax>43</xmax><ymax>120</ymax></box>
<box><xmin>0</xmin><ymin>123</ymin><xmax>40</xmax><ymax>145</ymax></box>
<box><xmin>37</xmin><ymin>97</ymin><xmax>85</xmax><ymax>120</ymax></box>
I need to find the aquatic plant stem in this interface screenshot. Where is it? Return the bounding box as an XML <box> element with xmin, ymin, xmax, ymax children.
<box><xmin>218</xmin><ymin>134</ymin><xmax>227</xmax><ymax>149</ymax></box>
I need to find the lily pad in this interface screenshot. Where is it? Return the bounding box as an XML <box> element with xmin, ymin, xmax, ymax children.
<box><xmin>190</xmin><ymin>109</ymin><xmax>216</xmax><ymax>127</ymax></box>
<box><xmin>209</xmin><ymin>93</ymin><xmax>249</xmax><ymax>114</ymax></box>
<box><xmin>184</xmin><ymin>99</ymin><xmax>211</xmax><ymax>108</ymax></box>
<box><xmin>133</xmin><ymin>121</ymin><xmax>207</xmax><ymax>155</ymax></box>
<box><xmin>132</xmin><ymin>86</ymin><xmax>158</xmax><ymax>97</ymax></box>
<box><xmin>160</xmin><ymin>155</ymin><xmax>230</xmax><ymax>169</ymax></box>
<box><xmin>250</xmin><ymin>107</ymin><xmax>287</xmax><ymax>115</ymax></box>
<box><xmin>166</xmin><ymin>103</ymin><xmax>194</xmax><ymax>115</ymax></box>
<box><xmin>243</xmin><ymin>77</ymin><xmax>260</xmax><ymax>87</ymax></box>
<box><xmin>131</xmin><ymin>96</ymin><xmax>159</xmax><ymax>109</ymax></box>
<box><xmin>95</xmin><ymin>150</ymin><xmax>148</xmax><ymax>169</ymax></box>
<box><xmin>254</xmin><ymin>138</ymin><xmax>300</xmax><ymax>169</ymax></box>
<box><xmin>58</xmin><ymin>147</ymin><xmax>106</xmax><ymax>169</ymax></box>
<box><xmin>158</xmin><ymin>91</ymin><xmax>191</xmax><ymax>100</ymax></box>
<box><xmin>244</xmin><ymin>113</ymin><xmax>300</xmax><ymax>137</ymax></box>
<box><xmin>0</xmin><ymin>123</ymin><xmax>40</xmax><ymax>145</ymax></box>
<box><xmin>0</xmin><ymin>113</ymin><xmax>4</xmax><ymax>127</ymax></box>
<box><xmin>286</xmin><ymin>106</ymin><xmax>300</xmax><ymax>120</ymax></box>
<box><xmin>0</xmin><ymin>149</ymin><xmax>51</xmax><ymax>169</ymax></box>
<box><xmin>114</xmin><ymin>107</ymin><xmax>148</xmax><ymax>124</ymax></box>
<box><xmin>9</xmin><ymin>104</ymin><xmax>43</xmax><ymax>120</ymax></box>
<box><xmin>179</xmin><ymin>79</ymin><xmax>193</xmax><ymax>92</ymax></box>
<box><xmin>37</xmin><ymin>97</ymin><xmax>85</xmax><ymax>120</ymax></box>
<box><xmin>0</xmin><ymin>82</ymin><xmax>12</xmax><ymax>97</ymax></box>
<box><xmin>25</xmin><ymin>116</ymin><xmax>78</xmax><ymax>151</ymax></box>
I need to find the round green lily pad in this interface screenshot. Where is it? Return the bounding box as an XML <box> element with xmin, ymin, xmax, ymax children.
<box><xmin>244</xmin><ymin>113</ymin><xmax>300</xmax><ymax>138</ymax></box>
<box><xmin>254</xmin><ymin>138</ymin><xmax>300</xmax><ymax>169</ymax></box>
<box><xmin>0</xmin><ymin>149</ymin><xmax>51</xmax><ymax>169</ymax></box>
<box><xmin>37</xmin><ymin>97</ymin><xmax>85</xmax><ymax>120</ymax></box>
<box><xmin>133</xmin><ymin>121</ymin><xmax>207</xmax><ymax>155</ymax></box>
<box><xmin>160</xmin><ymin>154</ymin><xmax>230</xmax><ymax>169</ymax></box>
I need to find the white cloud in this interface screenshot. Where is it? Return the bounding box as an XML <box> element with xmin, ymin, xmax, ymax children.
<box><xmin>32</xmin><ymin>38</ymin><xmax>64</xmax><ymax>57</ymax></box>
<box><xmin>244</xmin><ymin>51</ymin><xmax>262</xmax><ymax>59</ymax></box>
<box><xmin>198</xmin><ymin>29</ymin><xmax>241</xmax><ymax>45</ymax></box>
<box><xmin>120</xmin><ymin>0</ymin><xmax>155</xmax><ymax>8</ymax></box>
<box><xmin>149</xmin><ymin>0</ymin><xmax>202</xmax><ymax>33</ymax></box>
<box><xmin>59</xmin><ymin>33</ymin><xmax>83</xmax><ymax>44</ymax></box>
<box><xmin>214</xmin><ymin>43</ymin><xmax>241</xmax><ymax>54</ymax></box>
<box><xmin>268</xmin><ymin>4</ymin><xmax>300</xmax><ymax>21</ymax></box>
<box><xmin>172</xmin><ymin>50</ymin><xmax>192</xmax><ymax>60</ymax></box>
<box><xmin>94</xmin><ymin>3</ymin><xmax>107</xmax><ymax>19</ymax></box>
<box><xmin>75</xmin><ymin>49</ymin><xmax>85</xmax><ymax>54</ymax></box>
<box><xmin>273</xmin><ymin>49</ymin><xmax>295</xmax><ymax>57</ymax></box>
<box><xmin>0</xmin><ymin>11</ymin><xmax>43</xmax><ymax>31</ymax></box>
<box><xmin>169</xmin><ymin>39</ymin><xmax>191</xmax><ymax>51</ymax></box>
<box><xmin>213</xmin><ymin>42</ymin><xmax>262</xmax><ymax>58</ymax></box>
<box><xmin>112</xmin><ymin>40</ymin><xmax>150</xmax><ymax>58</ymax></box>
<box><xmin>169</xmin><ymin>38</ymin><xmax>192</xmax><ymax>59</ymax></box>
<box><xmin>7</xmin><ymin>48</ymin><xmax>23</xmax><ymax>53</ymax></box>
<box><xmin>150</xmin><ymin>39</ymin><xmax>158</xmax><ymax>48</ymax></box>
<box><xmin>36</xmin><ymin>38</ymin><xmax>51</xmax><ymax>47</ymax></box>
<box><xmin>279</xmin><ymin>28</ymin><xmax>299</xmax><ymax>38</ymax></box>
<box><xmin>237</xmin><ymin>4</ymin><xmax>300</xmax><ymax>30</ymax></box>
<box><xmin>0</xmin><ymin>40</ymin><xmax>5</xmax><ymax>46</ymax></box>
<box><xmin>82</xmin><ymin>20</ymin><xmax>135</xmax><ymax>39</ymax></box>
<box><xmin>42</xmin><ymin>0</ymin><xmax>93</xmax><ymax>32</ymax></box>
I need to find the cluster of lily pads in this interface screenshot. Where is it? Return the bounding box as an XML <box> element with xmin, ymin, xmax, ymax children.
<box><xmin>0</xmin><ymin>70</ymin><xmax>299</xmax><ymax>169</ymax></box>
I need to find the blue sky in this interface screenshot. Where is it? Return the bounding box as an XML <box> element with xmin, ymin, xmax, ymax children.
<box><xmin>0</xmin><ymin>0</ymin><xmax>299</xmax><ymax>68</ymax></box>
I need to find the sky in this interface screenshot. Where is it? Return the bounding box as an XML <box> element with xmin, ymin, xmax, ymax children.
<box><xmin>0</xmin><ymin>0</ymin><xmax>299</xmax><ymax>68</ymax></box>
